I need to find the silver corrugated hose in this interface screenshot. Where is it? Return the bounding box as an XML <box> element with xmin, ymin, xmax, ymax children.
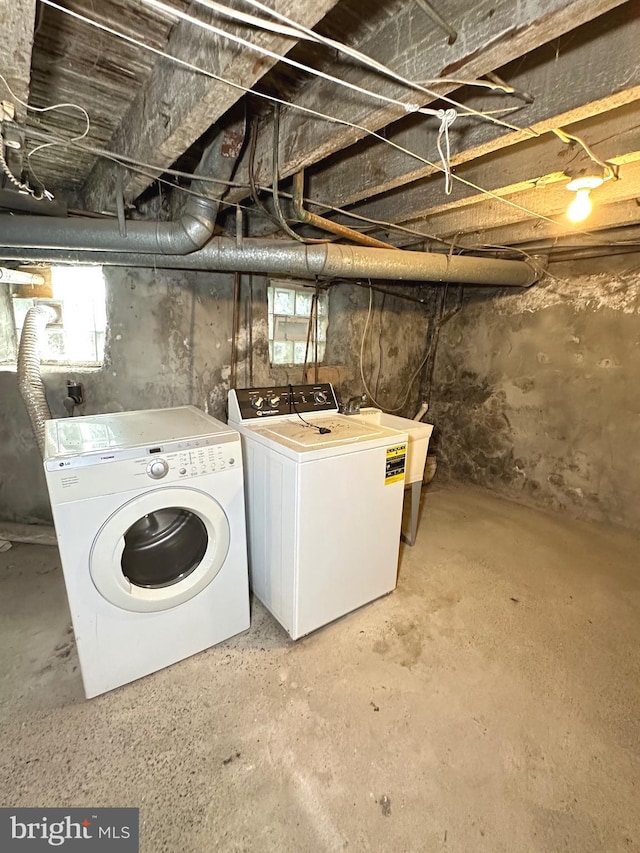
<box><xmin>17</xmin><ymin>304</ymin><xmax>58</xmax><ymax>455</ymax></box>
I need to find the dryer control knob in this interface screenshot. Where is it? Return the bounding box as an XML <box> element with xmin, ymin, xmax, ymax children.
<box><xmin>266</xmin><ymin>394</ymin><xmax>280</xmax><ymax>407</ymax></box>
<box><xmin>314</xmin><ymin>390</ymin><xmax>328</xmax><ymax>404</ymax></box>
<box><xmin>251</xmin><ymin>395</ymin><xmax>265</xmax><ymax>409</ymax></box>
<box><xmin>147</xmin><ymin>459</ymin><xmax>169</xmax><ymax>479</ymax></box>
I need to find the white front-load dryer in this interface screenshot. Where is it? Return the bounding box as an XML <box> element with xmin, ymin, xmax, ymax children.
<box><xmin>43</xmin><ymin>406</ymin><xmax>250</xmax><ymax>698</ymax></box>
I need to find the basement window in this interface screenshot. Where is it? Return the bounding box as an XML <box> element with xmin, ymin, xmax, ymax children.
<box><xmin>268</xmin><ymin>279</ymin><xmax>328</xmax><ymax>365</ymax></box>
<box><xmin>9</xmin><ymin>265</ymin><xmax>107</xmax><ymax>366</ymax></box>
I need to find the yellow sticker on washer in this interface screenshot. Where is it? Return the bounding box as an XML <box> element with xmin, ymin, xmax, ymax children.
<box><xmin>385</xmin><ymin>443</ymin><xmax>407</xmax><ymax>485</ymax></box>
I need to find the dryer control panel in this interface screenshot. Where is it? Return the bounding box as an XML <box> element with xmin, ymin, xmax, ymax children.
<box><xmin>229</xmin><ymin>383</ymin><xmax>338</xmax><ymax>421</ymax></box>
<box><xmin>44</xmin><ymin>435</ymin><xmax>242</xmax><ymax>502</ymax></box>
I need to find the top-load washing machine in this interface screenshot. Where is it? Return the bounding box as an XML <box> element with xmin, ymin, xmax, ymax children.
<box><xmin>43</xmin><ymin>406</ymin><xmax>249</xmax><ymax>698</ymax></box>
<box><xmin>228</xmin><ymin>384</ymin><xmax>408</xmax><ymax>639</ymax></box>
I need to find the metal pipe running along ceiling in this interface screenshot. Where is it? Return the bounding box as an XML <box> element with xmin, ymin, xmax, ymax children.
<box><xmin>0</xmin><ymin>239</ymin><xmax>541</xmax><ymax>286</ymax></box>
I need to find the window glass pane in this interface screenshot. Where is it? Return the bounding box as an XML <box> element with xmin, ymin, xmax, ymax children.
<box><xmin>274</xmin><ymin>288</ymin><xmax>295</xmax><ymax>315</ymax></box>
<box><xmin>10</xmin><ymin>266</ymin><xmax>107</xmax><ymax>365</ymax></box>
<box><xmin>12</xmin><ymin>298</ymin><xmax>35</xmax><ymax>332</ymax></box>
<box><xmin>45</xmin><ymin>329</ymin><xmax>65</xmax><ymax>359</ymax></box>
<box><xmin>295</xmin><ymin>290</ymin><xmax>313</xmax><ymax>317</ymax></box>
<box><xmin>273</xmin><ymin>340</ymin><xmax>294</xmax><ymax>363</ymax></box>
<box><xmin>275</xmin><ymin>318</ymin><xmax>309</xmax><ymax>341</ymax></box>
<box><xmin>293</xmin><ymin>342</ymin><xmax>309</xmax><ymax>364</ymax></box>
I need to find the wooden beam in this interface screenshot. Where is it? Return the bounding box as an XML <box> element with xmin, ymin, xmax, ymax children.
<box><xmin>0</xmin><ymin>0</ymin><xmax>36</xmax><ymax>123</ymax></box>
<box><xmin>390</xmin><ymin>158</ymin><xmax>640</xmax><ymax>246</ymax></box>
<box><xmin>313</xmin><ymin>2</ymin><xmax>640</xmax><ymax>214</ymax></box>
<box><xmin>82</xmin><ymin>0</ymin><xmax>342</xmax><ymax>213</ymax></box>
<box><xmin>228</xmin><ymin>0</ymin><xmax>629</xmax><ymax>204</ymax></box>
<box><xmin>444</xmin><ymin>198</ymin><xmax>640</xmax><ymax>250</ymax></box>
<box><xmin>334</xmin><ymin>99</ymin><xmax>640</xmax><ymax>237</ymax></box>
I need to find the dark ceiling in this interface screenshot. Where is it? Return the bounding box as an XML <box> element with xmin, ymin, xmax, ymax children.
<box><xmin>2</xmin><ymin>0</ymin><xmax>639</xmax><ymax>260</ymax></box>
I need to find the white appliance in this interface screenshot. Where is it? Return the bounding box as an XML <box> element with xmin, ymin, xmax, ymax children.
<box><xmin>228</xmin><ymin>384</ymin><xmax>408</xmax><ymax>640</ymax></box>
<box><xmin>43</xmin><ymin>406</ymin><xmax>250</xmax><ymax>698</ymax></box>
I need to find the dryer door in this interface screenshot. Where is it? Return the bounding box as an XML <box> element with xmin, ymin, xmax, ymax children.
<box><xmin>90</xmin><ymin>487</ymin><xmax>230</xmax><ymax>612</ymax></box>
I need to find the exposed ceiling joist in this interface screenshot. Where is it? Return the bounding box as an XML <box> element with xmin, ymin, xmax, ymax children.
<box><xmin>82</xmin><ymin>0</ymin><xmax>343</xmax><ymax>213</ymax></box>
<box><xmin>227</xmin><ymin>0</ymin><xmax>630</xmax><ymax>205</ymax></box>
<box><xmin>337</xmin><ymin>99</ymin><xmax>640</xmax><ymax>238</ymax></box>
<box><xmin>448</xmin><ymin>198</ymin><xmax>640</xmax><ymax>251</ymax></box>
<box><xmin>395</xmin><ymin>159</ymin><xmax>640</xmax><ymax>247</ymax></box>
<box><xmin>308</xmin><ymin>3</ymin><xmax>640</xmax><ymax>211</ymax></box>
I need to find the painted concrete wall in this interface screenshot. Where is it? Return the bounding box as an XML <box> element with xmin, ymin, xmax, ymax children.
<box><xmin>0</xmin><ymin>268</ymin><xmax>428</xmax><ymax>523</ymax></box>
<box><xmin>428</xmin><ymin>256</ymin><xmax>640</xmax><ymax>531</ymax></box>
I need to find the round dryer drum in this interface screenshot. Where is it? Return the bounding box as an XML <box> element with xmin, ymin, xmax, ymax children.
<box><xmin>90</xmin><ymin>487</ymin><xmax>231</xmax><ymax>612</ymax></box>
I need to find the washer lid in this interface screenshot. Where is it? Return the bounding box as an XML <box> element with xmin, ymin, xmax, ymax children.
<box><xmin>261</xmin><ymin>416</ymin><xmax>381</xmax><ymax>448</ymax></box>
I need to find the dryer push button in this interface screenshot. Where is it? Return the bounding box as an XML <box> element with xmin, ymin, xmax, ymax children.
<box><xmin>147</xmin><ymin>459</ymin><xmax>169</xmax><ymax>479</ymax></box>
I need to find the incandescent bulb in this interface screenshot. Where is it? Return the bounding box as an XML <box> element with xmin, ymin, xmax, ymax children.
<box><xmin>567</xmin><ymin>188</ymin><xmax>593</xmax><ymax>222</ymax></box>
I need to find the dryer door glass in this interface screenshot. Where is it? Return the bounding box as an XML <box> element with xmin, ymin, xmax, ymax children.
<box><xmin>122</xmin><ymin>508</ymin><xmax>208</xmax><ymax>588</ymax></box>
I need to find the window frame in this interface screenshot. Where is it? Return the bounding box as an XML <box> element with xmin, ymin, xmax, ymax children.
<box><xmin>267</xmin><ymin>278</ymin><xmax>328</xmax><ymax>367</ymax></box>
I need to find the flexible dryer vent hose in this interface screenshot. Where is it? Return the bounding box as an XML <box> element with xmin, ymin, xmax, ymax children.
<box><xmin>17</xmin><ymin>304</ymin><xmax>58</xmax><ymax>456</ymax></box>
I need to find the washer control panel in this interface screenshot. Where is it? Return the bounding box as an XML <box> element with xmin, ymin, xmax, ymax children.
<box><xmin>231</xmin><ymin>383</ymin><xmax>338</xmax><ymax>420</ymax></box>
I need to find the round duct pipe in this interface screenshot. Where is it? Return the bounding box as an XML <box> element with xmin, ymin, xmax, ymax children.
<box><xmin>17</xmin><ymin>304</ymin><xmax>58</xmax><ymax>456</ymax></box>
<box><xmin>0</xmin><ymin>239</ymin><xmax>542</xmax><ymax>287</ymax></box>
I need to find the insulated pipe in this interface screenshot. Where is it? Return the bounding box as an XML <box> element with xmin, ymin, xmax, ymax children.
<box><xmin>17</xmin><ymin>304</ymin><xmax>58</xmax><ymax>455</ymax></box>
<box><xmin>0</xmin><ymin>118</ymin><xmax>245</xmax><ymax>255</ymax></box>
<box><xmin>0</xmin><ymin>266</ymin><xmax>45</xmax><ymax>285</ymax></box>
<box><xmin>0</xmin><ymin>239</ymin><xmax>542</xmax><ymax>286</ymax></box>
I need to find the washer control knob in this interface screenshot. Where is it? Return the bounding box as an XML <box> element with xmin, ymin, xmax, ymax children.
<box><xmin>147</xmin><ymin>459</ymin><xmax>169</xmax><ymax>479</ymax></box>
<box><xmin>251</xmin><ymin>395</ymin><xmax>265</xmax><ymax>410</ymax></box>
<box><xmin>266</xmin><ymin>393</ymin><xmax>280</xmax><ymax>407</ymax></box>
<box><xmin>314</xmin><ymin>390</ymin><xmax>328</xmax><ymax>404</ymax></box>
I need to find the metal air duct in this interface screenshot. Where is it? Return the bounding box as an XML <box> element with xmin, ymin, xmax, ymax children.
<box><xmin>0</xmin><ymin>240</ymin><xmax>542</xmax><ymax>287</ymax></box>
<box><xmin>17</xmin><ymin>304</ymin><xmax>58</xmax><ymax>455</ymax></box>
<box><xmin>0</xmin><ymin>119</ymin><xmax>244</xmax><ymax>255</ymax></box>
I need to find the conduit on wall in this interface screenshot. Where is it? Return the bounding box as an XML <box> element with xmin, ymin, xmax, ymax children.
<box><xmin>0</xmin><ymin>240</ymin><xmax>542</xmax><ymax>287</ymax></box>
<box><xmin>17</xmin><ymin>304</ymin><xmax>58</xmax><ymax>455</ymax></box>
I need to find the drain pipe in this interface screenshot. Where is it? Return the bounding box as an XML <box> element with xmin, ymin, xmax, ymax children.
<box><xmin>17</xmin><ymin>304</ymin><xmax>58</xmax><ymax>455</ymax></box>
<box><xmin>0</xmin><ymin>118</ymin><xmax>244</xmax><ymax>255</ymax></box>
<box><xmin>0</xmin><ymin>240</ymin><xmax>542</xmax><ymax>286</ymax></box>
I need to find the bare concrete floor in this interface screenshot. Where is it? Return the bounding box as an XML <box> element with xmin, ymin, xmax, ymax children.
<box><xmin>1</xmin><ymin>482</ymin><xmax>639</xmax><ymax>852</ymax></box>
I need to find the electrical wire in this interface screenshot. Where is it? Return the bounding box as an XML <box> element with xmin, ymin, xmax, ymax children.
<box><xmin>552</xmin><ymin>127</ymin><xmax>617</xmax><ymax>179</ymax></box>
<box><xmin>197</xmin><ymin>0</ymin><xmax>534</xmax><ymax>112</ymax></box>
<box><xmin>359</xmin><ymin>284</ymin><xmax>433</xmax><ymax>413</ymax></box>
<box><xmin>271</xmin><ymin>105</ymin><xmax>327</xmax><ymax>243</ymax></box>
<box><xmin>38</xmin><ymin>0</ymin><xmax>540</xmax><ymax>205</ymax></box>
<box><xmin>288</xmin><ymin>383</ymin><xmax>331</xmax><ymax>433</ymax></box>
<box><xmin>0</xmin><ymin>71</ymin><xmax>89</xmax><ymax>199</ymax></box>
<box><xmin>14</xmin><ymin>7</ymin><xmax>615</xmax><ymax>251</ymax></box>
<box><xmin>217</xmin><ymin>0</ymin><xmax>538</xmax><ymax>136</ymax></box>
<box><xmin>140</xmin><ymin>0</ymin><xmax>446</xmax><ymax>119</ymax></box>
<box><xmin>22</xmin><ymin>124</ymin><xmax>450</xmax><ymax>246</ymax></box>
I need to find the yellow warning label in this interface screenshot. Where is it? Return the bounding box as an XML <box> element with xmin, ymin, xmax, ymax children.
<box><xmin>385</xmin><ymin>443</ymin><xmax>407</xmax><ymax>485</ymax></box>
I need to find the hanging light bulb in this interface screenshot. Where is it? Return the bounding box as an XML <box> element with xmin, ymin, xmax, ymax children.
<box><xmin>565</xmin><ymin>175</ymin><xmax>604</xmax><ymax>223</ymax></box>
<box><xmin>567</xmin><ymin>187</ymin><xmax>593</xmax><ymax>222</ymax></box>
